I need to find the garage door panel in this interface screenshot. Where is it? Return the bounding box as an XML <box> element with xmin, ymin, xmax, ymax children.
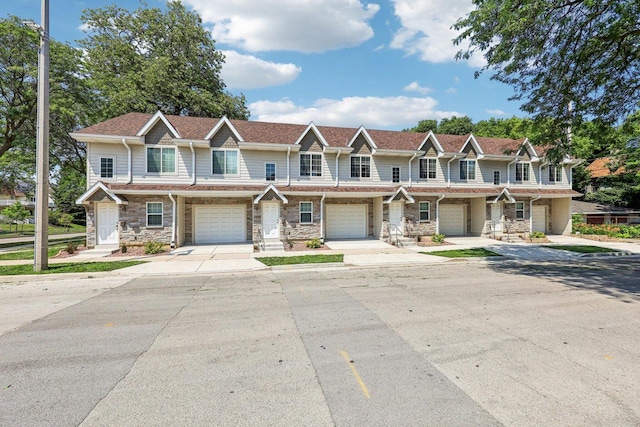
<box><xmin>194</xmin><ymin>205</ymin><xmax>246</xmax><ymax>243</ymax></box>
<box><xmin>326</xmin><ymin>205</ymin><xmax>367</xmax><ymax>239</ymax></box>
<box><xmin>439</xmin><ymin>205</ymin><xmax>465</xmax><ymax>236</ymax></box>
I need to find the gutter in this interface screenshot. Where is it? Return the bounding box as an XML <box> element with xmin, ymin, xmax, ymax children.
<box><xmin>530</xmin><ymin>195</ymin><xmax>541</xmax><ymax>233</ymax></box>
<box><xmin>408</xmin><ymin>153</ymin><xmax>418</xmax><ymax>187</ymax></box>
<box><xmin>435</xmin><ymin>194</ymin><xmax>445</xmax><ymax>234</ymax></box>
<box><xmin>506</xmin><ymin>157</ymin><xmax>519</xmax><ymax>189</ymax></box>
<box><xmin>287</xmin><ymin>147</ymin><xmax>291</xmax><ymax>186</ymax></box>
<box><xmin>335</xmin><ymin>149</ymin><xmax>342</xmax><ymax>187</ymax></box>
<box><xmin>168</xmin><ymin>192</ymin><xmax>176</xmax><ymax>248</ymax></box>
<box><xmin>320</xmin><ymin>193</ymin><xmax>326</xmax><ymax>242</ymax></box>
<box><xmin>568</xmin><ymin>159</ymin><xmax>584</xmax><ymax>187</ymax></box>
<box><xmin>189</xmin><ymin>142</ymin><xmax>196</xmax><ymax>185</ymax></box>
<box><xmin>122</xmin><ymin>138</ymin><xmax>132</xmax><ymax>184</ymax></box>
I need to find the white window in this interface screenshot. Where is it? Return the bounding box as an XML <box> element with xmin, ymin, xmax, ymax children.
<box><xmin>212</xmin><ymin>149</ymin><xmax>239</xmax><ymax>175</ymax></box>
<box><xmin>147</xmin><ymin>202</ymin><xmax>163</xmax><ymax>227</ymax></box>
<box><xmin>147</xmin><ymin>147</ymin><xmax>176</xmax><ymax>173</ymax></box>
<box><xmin>300</xmin><ymin>153</ymin><xmax>322</xmax><ymax>177</ymax></box>
<box><xmin>392</xmin><ymin>167</ymin><xmax>401</xmax><ymax>183</ymax></box>
<box><xmin>300</xmin><ymin>202</ymin><xmax>313</xmax><ymax>223</ymax></box>
<box><xmin>265</xmin><ymin>163</ymin><xmax>276</xmax><ymax>181</ymax></box>
<box><xmin>420</xmin><ymin>158</ymin><xmax>437</xmax><ymax>179</ymax></box>
<box><xmin>493</xmin><ymin>170</ymin><xmax>501</xmax><ymax>185</ymax></box>
<box><xmin>515</xmin><ymin>162</ymin><xmax>530</xmax><ymax>182</ymax></box>
<box><xmin>515</xmin><ymin>201</ymin><xmax>525</xmax><ymax>220</ymax></box>
<box><xmin>419</xmin><ymin>201</ymin><xmax>430</xmax><ymax>221</ymax></box>
<box><xmin>350</xmin><ymin>156</ymin><xmax>371</xmax><ymax>178</ymax></box>
<box><xmin>100</xmin><ymin>157</ymin><xmax>114</xmax><ymax>179</ymax></box>
<box><xmin>549</xmin><ymin>165</ymin><xmax>562</xmax><ymax>182</ymax></box>
<box><xmin>459</xmin><ymin>160</ymin><xmax>476</xmax><ymax>180</ymax></box>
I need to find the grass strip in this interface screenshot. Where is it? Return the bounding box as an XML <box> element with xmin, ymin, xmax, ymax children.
<box><xmin>257</xmin><ymin>254</ymin><xmax>343</xmax><ymax>266</ymax></box>
<box><xmin>0</xmin><ymin>261</ymin><xmax>146</xmax><ymax>276</ymax></box>
<box><xmin>545</xmin><ymin>245</ymin><xmax>618</xmax><ymax>254</ymax></box>
<box><xmin>423</xmin><ymin>248</ymin><xmax>501</xmax><ymax>258</ymax></box>
<box><xmin>0</xmin><ymin>244</ymin><xmax>69</xmax><ymax>260</ymax></box>
<box><xmin>0</xmin><ymin>225</ymin><xmax>85</xmax><ymax>239</ymax></box>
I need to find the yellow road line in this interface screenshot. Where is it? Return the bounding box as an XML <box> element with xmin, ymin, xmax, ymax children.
<box><xmin>340</xmin><ymin>350</ymin><xmax>371</xmax><ymax>399</ymax></box>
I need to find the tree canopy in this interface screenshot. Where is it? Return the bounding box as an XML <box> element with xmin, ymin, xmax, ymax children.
<box><xmin>80</xmin><ymin>1</ymin><xmax>249</xmax><ymax>120</ymax></box>
<box><xmin>454</xmin><ymin>0</ymin><xmax>640</xmax><ymax>149</ymax></box>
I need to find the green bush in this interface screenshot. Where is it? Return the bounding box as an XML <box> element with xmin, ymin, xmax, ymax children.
<box><xmin>530</xmin><ymin>231</ymin><xmax>546</xmax><ymax>239</ymax></box>
<box><xmin>431</xmin><ymin>233</ymin><xmax>445</xmax><ymax>244</ymax></box>
<box><xmin>573</xmin><ymin>223</ymin><xmax>640</xmax><ymax>239</ymax></box>
<box><xmin>65</xmin><ymin>241</ymin><xmax>79</xmax><ymax>254</ymax></box>
<box><xmin>120</xmin><ymin>244</ymin><xmax>128</xmax><ymax>253</ymax></box>
<box><xmin>143</xmin><ymin>241</ymin><xmax>164</xmax><ymax>255</ymax></box>
<box><xmin>305</xmin><ymin>238</ymin><xmax>322</xmax><ymax>248</ymax></box>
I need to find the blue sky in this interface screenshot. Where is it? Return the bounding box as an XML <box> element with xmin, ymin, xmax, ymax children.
<box><xmin>4</xmin><ymin>0</ymin><xmax>525</xmax><ymax>130</ymax></box>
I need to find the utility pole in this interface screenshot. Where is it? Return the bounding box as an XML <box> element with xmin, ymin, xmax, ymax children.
<box><xmin>33</xmin><ymin>0</ymin><xmax>50</xmax><ymax>271</ymax></box>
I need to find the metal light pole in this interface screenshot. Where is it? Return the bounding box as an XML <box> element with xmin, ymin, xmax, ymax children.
<box><xmin>33</xmin><ymin>0</ymin><xmax>50</xmax><ymax>271</ymax></box>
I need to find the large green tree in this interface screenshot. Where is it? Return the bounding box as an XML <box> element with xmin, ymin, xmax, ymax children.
<box><xmin>454</xmin><ymin>1</ymin><xmax>640</xmax><ymax>153</ymax></box>
<box><xmin>80</xmin><ymin>0</ymin><xmax>249</xmax><ymax>120</ymax></box>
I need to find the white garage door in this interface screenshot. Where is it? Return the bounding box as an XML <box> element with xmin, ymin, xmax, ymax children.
<box><xmin>194</xmin><ymin>205</ymin><xmax>246</xmax><ymax>243</ymax></box>
<box><xmin>439</xmin><ymin>205</ymin><xmax>465</xmax><ymax>235</ymax></box>
<box><xmin>532</xmin><ymin>205</ymin><xmax>547</xmax><ymax>233</ymax></box>
<box><xmin>326</xmin><ymin>205</ymin><xmax>367</xmax><ymax>239</ymax></box>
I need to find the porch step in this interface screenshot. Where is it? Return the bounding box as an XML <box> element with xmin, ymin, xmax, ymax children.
<box><xmin>261</xmin><ymin>239</ymin><xmax>284</xmax><ymax>252</ymax></box>
<box><xmin>395</xmin><ymin>237</ymin><xmax>418</xmax><ymax>248</ymax></box>
<box><xmin>75</xmin><ymin>245</ymin><xmax>119</xmax><ymax>258</ymax></box>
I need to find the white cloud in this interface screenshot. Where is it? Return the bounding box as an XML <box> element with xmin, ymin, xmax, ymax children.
<box><xmin>486</xmin><ymin>109</ymin><xmax>507</xmax><ymax>116</ymax></box>
<box><xmin>78</xmin><ymin>23</ymin><xmax>91</xmax><ymax>32</ymax></box>
<box><xmin>403</xmin><ymin>81</ymin><xmax>432</xmax><ymax>95</ymax></box>
<box><xmin>183</xmin><ymin>0</ymin><xmax>380</xmax><ymax>53</ymax></box>
<box><xmin>390</xmin><ymin>0</ymin><xmax>485</xmax><ymax>66</ymax></box>
<box><xmin>249</xmin><ymin>96</ymin><xmax>461</xmax><ymax>129</ymax></box>
<box><xmin>446</xmin><ymin>87</ymin><xmax>458</xmax><ymax>94</ymax></box>
<box><xmin>220</xmin><ymin>51</ymin><xmax>301</xmax><ymax>89</ymax></box>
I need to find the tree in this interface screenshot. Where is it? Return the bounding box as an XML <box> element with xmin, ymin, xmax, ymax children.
<box><xmin>2</xmin><ymin>202</ymin><xmax>30</xmax><ymax>234</ymax></box>
<box><xmin>454</xmin><ymin>1</ymin><xmax>640</xmax><ymax>153</ymax></box>
<box><xmin>436</xmin><ymin>116</ymin><xmax>475</xmax><ymax>135</ymax></box>
<box><xmin>80</xmin><ymin>1</ymin><xmax>249</xmax><ymax>120</ymax></box>
<box><xmin>405</xmin><ymin>119</ymin><xmax>438</xmax><ymax>133</ymax></box>
<box><xmin>50</xmin><ymin>165</ymin><xmax>86</xmax><ymax>224</ymax></box>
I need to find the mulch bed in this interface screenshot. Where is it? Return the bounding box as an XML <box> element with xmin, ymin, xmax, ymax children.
<box><xmin>284</xmin><ymin>241</ymin><xmax>329</xmax><ymax>251</ymax></box>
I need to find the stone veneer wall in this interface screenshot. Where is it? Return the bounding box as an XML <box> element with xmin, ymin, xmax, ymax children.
<box><xmin>85</xmin><ymin>205</ymin><xmax>96</xmax><ymax>248</ymax></box>
<box><xmin>118</xmin><ymin>195</ymin><xmax>173</xmax><ymax>245</ymax></box>
<box><xmin>281</xmin><ymin>196</ymin><xmax>322</xmax><ymax>241</ymax></box>
<box><xmin>480</xmin><ymin>197</ymin><xmax>552</xmax><ymax>236</ymax></box>
<box><xmin>403</xmin><ymin>197</ymin><xmax>438</xmax><ymax>236</ymax></box>
<box><xmin>184</xmin><ymin>198</ymin><xmax>253</xmax><ymax>244</ymax></box>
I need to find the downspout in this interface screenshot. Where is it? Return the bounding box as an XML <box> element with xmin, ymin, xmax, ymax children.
<box><xmin>408</xmin><ymin>153</ymin><xmax>418</xmax><ymax>187</ymax></box>
<box><xmin>506</xmin><ymin>158</ymin><xmax>518</xmax><ymax>189</ymax></box>
<box><xmin>122</xmin><ymin>138</ymin><xmax>132</xmax><ymax>184</ymax></box>
<box><xmin>320</xmin><ymin>193</ymin><xmax>326</xmax><ymax>242</ymax></box>
<box><xmin>538</xmin><ymin>162</ymin><xmax>543</xmax><ymax>189</ymax></box>
<box><xmin>189</xmin><ymin>142</ymin><xmax>196</xmax><ymax>185</ymax></box>
<box><xmin>286</xmin><ymin>147</ymin><xmax>291</xmax><ymax>186</ymax></box>
<box><xmin>530</xmin><ymin>195</ymin><xmax>541</xmax><ymax>233</ymax></box>
<box><xmin>168</xmin><ymin>192</ymin><xmax>176</xmax><ymax>249</ymax></box>
<box><xmin>435</xmin><ymin>194</ymin><xmax>445</xmax><ymax>234</ymax></box>
<box><xmin>335</xmin><ymin>149</ymin><xmax>342</xmax><ymax>187</ymax></box>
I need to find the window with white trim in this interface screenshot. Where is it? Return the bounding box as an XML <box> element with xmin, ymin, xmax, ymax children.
<box><xmin>392</xmin><ymin>167</ymin><xmax>400</xmax><ymax>183</ymax></box>
<box><xmin>212</xmin><ymin>149</ymin><xmax>239</xmax><ymax>175</ymax></box>
<box><xmin>459</xmin><ymin>160</ymin><xmax>476</xmax><ymax>180</ymax></box>
<box><xmin>350</xmin><ymin>156</ymin><xmax>371</xmax><ymax>178</ymax></box>
<box><xmin>100</xmin><ymin>157</ymin><xmax>114</xmax><ymax>179</ymax></box>
<box><xmin>147</xmin><ymin>202</ymin><xmax>163</xmax><ymax>227</ymax></box>
<box><xmin>265</xmin><ymin>163</ymin><xmax>276</xmax><ymax>181</ymax></box>
<box><xmin>419</xmin><ymin>158</ymin><xmax>437</xmax><ymax>179</ymax></box>
<box><xmin>515</xmin><ymin>162</ymin><xmax>530</xmax><ymax>182</ymax></box>
<box><xmin>515</xmin><ymin>201</ymin><xmax>525</xmax><ymax>219</ymax></box>
<box><xmin>300</xmin><ymin>202</ymin><xmax>313</xmax><ymax>223</ymax></box>
<box><xmin>493</xmin><ymin>170</ymin><xmax>501</xmax><ymax>185</ymax></box>
<box><xmin>147</xmin><ymin>147</ymin><xmax>176</xmax><ymax>173</ymax></box>
<box><xmin>548</xmin><ymin>165</ymin><xmax>562</xmax><ymax>182</ymax></box>
<box><xmin>300</xmin><ymin>153</ymin><xmax>322</xmax><ymax>176</ymax></box>
<box><xmin>419</xmin><ymin>201</ymin><xmax>430</xmax><ymax>221</ymax></box>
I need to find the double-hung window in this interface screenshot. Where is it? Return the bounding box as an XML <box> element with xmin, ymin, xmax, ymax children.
<box><xmin>459</xmin><ymin>160</ymin><xmax>476</xmax><ymax>180</ymax></box>
<box><xmin>147</xmin><ymin>147</ymin><xmax>176</xmax><ymax>173</ymax></box>
<box><xmin>300</xmin><ymin>153</ymin><xmax>322</xmax><ymax>177</ymax></box>
<box><xmin>515</xmin><ymin>162</ymin><xmax>530</xmax><ymax>182</ymax></box>
<box><xmin>419</xmin><ymin>201</ymin><xmax>430</xmax><ymax>221</ymax></box>
<box><xmin>350</xmin><ymin>156</ymin><xmax>371</xmax><ymax>178</ymax></box>
<box><xmin>147</xmin><ymin>202</ymin><xmax>163</xmax><ymax>227</ymax></box>
<box><xmin>419</xmin><ymin>158</ymin><xmax>437</xmax><ymax>179</ymax></box>
<box><xmin>493</xmin><ymin>170</ymin><xmax>501</xmax><ymax>186</ymax></box>
<box><xmin>300</xmin><ymin>202</ymin><xmax>313</xmax><ymax>223</ymax></box>
<box><xmin>212</xmin><ymin>149</ymin><xmax>239</xmax><ymax>175</ymax></box>
<box><xmin>515</xmin><ymin>201</ymin><xmax>525</xmax><ymax>220</ymax></box>
<box><xmin>100</xmin><ymin>157</ymin><xmax>114</xmax><ymax>179</ymax></box>
<box><xmin>548</xmin><ymin>165</ymin><xmax>562</xmax><ymax>182</ymax></box>
<box><xmin>265</xmin><ymin>163</ymin><xmax>276</xmax><ymax>181</ymax></box>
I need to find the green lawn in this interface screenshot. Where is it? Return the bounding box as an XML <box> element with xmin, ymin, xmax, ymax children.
<box><xmin>0</xmin><ymin>244</ymin><xmax>70</xmax><ymax>260</ymax></box>
<box><xmin>257</xmin><ymin>254</ymin><xmax>344</xmax><ymax>266</ymax></box>
<box><xmin>545</xmin><ymin>245</ymin><xmax>618</xmax><ymax>254</ymax></box>
<box><xmin>423</xmin><ymin>248</ymin><xmax>501</xmax><ymax>258</ymax></box>
<box><xmin>0</xmin><ymin>223</ymin><xmax>85</xmax><ymax>239</ymax></box>
<box><xmin>0</xmin><ymin>260</ymin><xmax>146</xmax><ymax>276</ymax></box>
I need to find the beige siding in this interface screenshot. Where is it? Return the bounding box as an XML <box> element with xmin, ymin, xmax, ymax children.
<box><xmin>350</xmin><ymin>135</ymin><xmax>372</xmax><ymax>155</ymax></box>
<box><xmin>87</xmin><ymin>142</ymin><xmax>129</xmax><ymax>186</ymax></box>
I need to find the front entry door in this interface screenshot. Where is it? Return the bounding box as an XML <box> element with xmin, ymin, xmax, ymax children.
<box><xmin>262</xmin><ymin>202</ymin><xmax>279</xmax><ymax>239</ymax></box>
<box><xmin>491</xmin><ymin>202</ymin><xmax>503</xmax><ymax>233</ymax></box>
<box><xmin>97</xmin><ymin>203</ymin><xmax>119</xmax><ymax>245</ymax></box>
<box><xmin>389</xmin><ymin>201</ymin><xmax>403</xmax><ymax>234</ymax></box>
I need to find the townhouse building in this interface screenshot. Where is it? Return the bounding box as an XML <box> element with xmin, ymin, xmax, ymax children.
<box><xmin>73</xmin><ymin>111</ymin><xmax>581</xmax><ymax>249</ymax></box>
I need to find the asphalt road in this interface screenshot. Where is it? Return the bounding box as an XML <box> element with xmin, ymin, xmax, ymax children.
<box><xmin>1</xmin><ymin>258</ymin><xmax>639</xmax><ymax>426</ymax></box>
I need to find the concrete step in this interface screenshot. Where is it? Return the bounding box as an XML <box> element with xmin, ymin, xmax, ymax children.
<box><xmin>75</xmin><ymin>245</ymin><xmax>119</xmax><ymax>258</ymax></box>
<box><xmin>261</xmin><ymin>239</ymin><xmax>285</xmax><ymax>251</ymax></box>
<box><xmin>395</xmin><ymin>237</ymin><xmax>418</xmax><ymax>248</ymax></box>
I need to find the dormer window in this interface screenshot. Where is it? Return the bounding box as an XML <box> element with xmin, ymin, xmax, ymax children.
<box><xmin>515</xmin><ymin>162</ymin><xmax>530</xmax><ymax>182</ymax></box>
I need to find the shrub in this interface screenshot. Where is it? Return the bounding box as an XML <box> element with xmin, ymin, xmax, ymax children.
<box><xmin>120</xmin><ymin>244</ymin><xmax>128</xmax><ymax>253</ymax></box>
<box><xmin>143</xmin><ymin>241</ymin><xmax>164</xmax><ymax>255</ymax></box>
<box><xmin>65</xmin><ymin>241</ymin><xmax>79</xmax><ymax>254</ymax></box>
<box><xmin>431</xmin><ymin>233</ymin><xmax>445</xmax><ymax>244</ymax></box>
<box><xmin>530</xmin><ymin>231</ymin><xmax>546</xmax><ymax>239</ymax></box>
<box><xmin>306</xmin><ymin>238</ymin><xmax>322</xmax><ymax>249</ymax></box>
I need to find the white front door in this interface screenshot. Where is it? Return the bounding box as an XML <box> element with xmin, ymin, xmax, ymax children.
<box><xmin>532</xmin><ymin>205</ymin><xmax>547</xmax><ymax>233</ymax></box>
<box><xmin>389</xmin><ymin>201</ymin><xmax>403</xmax><ymax>234</ymax></box>
<box><xmin>97</xmin><ymin>203</ymin><xmax>119</xmax><ymax>245</ymax></box>
<box><xmin>491</xmin><ymin>202</ymin><xmax>503</xmax><ymax>232</ymax></box>
<box><xmin>262</xmin><ymin>202</ymin><xmax>279</xmax><ymax>239</ymax></box>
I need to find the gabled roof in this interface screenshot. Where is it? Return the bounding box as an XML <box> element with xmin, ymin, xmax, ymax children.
<box><xmin>253</xmin><ymin>184</ymin><xmax>288</xmax><ymax>204</ymax></box>
<box><xmin>204</xmin><ymin>116</ymin><xmax>243</xmax><ymax>141</ymax></box>
<box><xmin>384</xmin><ymin>186</ymin><xmax>415</xmax><ymax>204</ymax></box>
<box><xmin>586</xmin><ymin>157</ymin><xmax>625</xmax><ymax>178</ymax></box>
<box><xmin>295</xmin><ymin>122</ymin><xmax>329</xmax><ymax>147</ymax></box>
<box><xmin>76</xmin><ymin>182</ymin><xmax>128</xmax><ymax>205</ymax></box>
<box><xmin>488</xmin><ymin>188</ymin><xmax>516</xmax><ymax>204</ymax></box>
<box><xmin>137</xmin><ymin>111</ymin><xmax>181</xmax><ymax>138</ymax></box>
<box><xmin>348</xmin><ymin>126</ymin><xmax>377</xmax><ymax>149</ymax></box>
